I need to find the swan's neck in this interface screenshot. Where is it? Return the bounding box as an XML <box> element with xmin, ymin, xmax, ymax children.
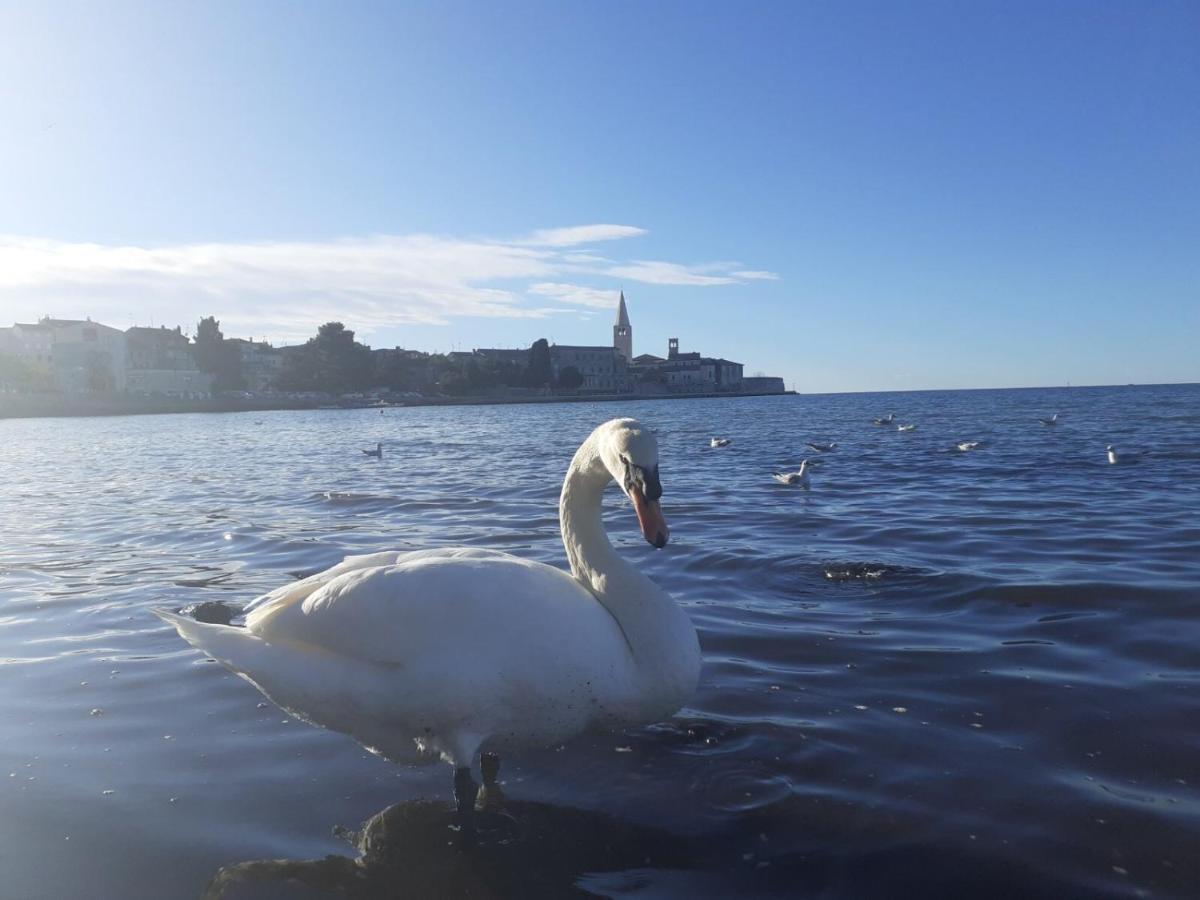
<box><xmin>558</xmin><ymin>436</ymin><xmax>699</xmax><ymax>708</ymax></box>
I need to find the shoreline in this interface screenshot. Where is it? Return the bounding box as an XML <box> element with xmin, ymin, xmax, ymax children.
<box><xmin>0</xmin><ymin>389</ymin><xmax>796</xmax><ymax>420</ymax></box>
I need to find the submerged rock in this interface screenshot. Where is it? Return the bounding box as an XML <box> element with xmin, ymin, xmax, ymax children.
<box><xmin>204</xmin><ymin>799</ymin><xmax>694</xmax><ymax>899</ymax></box>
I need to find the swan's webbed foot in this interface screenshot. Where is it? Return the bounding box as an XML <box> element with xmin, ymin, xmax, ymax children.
<box><xmin>476</xmin><ymin>751</ymin><xmax>505</xmax><ymax>810</ymax></box>
<box><xmin>453</xmin><ymin>766</ymin><xmax>477</xmax><ymax>849</ymax></box>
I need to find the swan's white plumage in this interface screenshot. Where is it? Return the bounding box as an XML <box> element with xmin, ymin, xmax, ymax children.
<box><xmin>156</xmin><ymin>418</ymin><xmax>700</xmax><ymax>769</ymax></box>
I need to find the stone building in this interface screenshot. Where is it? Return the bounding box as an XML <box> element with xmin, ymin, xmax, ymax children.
<box><xmin>124</xmin><ymin>326</ymin><xmax>212</xmax><ymax>397</ymax></box>
<box><xmin>226</xmin><ymin>338</ymin><xmax>283</xmax><ymax>392</ymax></box>
<box><xmin>0</xmin><ymin>318</ymin><xmax>127</xmax><ymax>393</ymax></box>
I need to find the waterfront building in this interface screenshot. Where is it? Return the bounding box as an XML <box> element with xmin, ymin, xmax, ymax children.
<box><xmin>1</xmin><ymin>318</ymin><xmax>127</xmax><ymax>393</ymax></box>
<box><xmin>125</xmin><ymin>325</ymin><xmax>212</xmax><ymax>397</ymax></box>
<box><xmin>549</xmin><ymin>344</ymin><xmax>629</xmax><ymax>393</ymax></box>
<box><xmin>226</xmin><ymin>337</ymin><xmax>283</xmax><ymax>392</ymax></box>
<box><xmin>628</xmin><ymin>337</ymin><xmax>744</xmax><ymax>393</ymax></box>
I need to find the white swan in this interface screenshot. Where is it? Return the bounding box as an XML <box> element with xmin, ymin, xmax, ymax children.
<box><xmin>154</xmin><ymin>418</ymin><xmax>700</xmax><ymax>821</ymax></box>
<box><xmin>710</xmin><ymin>437</ymin><xmax>731</xmax><ymax>448</ymax></box>
<box><xmin>956</xmin><ymin>441</ymin><xmax>980</xmax><ymax>452</ymax></box>
<box><xmin>772</xmin><ymin>460</ymin><xmax>810</xmax><ymax>486</ymax></box>
<box><xmin>897</xmin><ymin>423</ymin><xmax>916</xmax><ymax>432</ymax></box>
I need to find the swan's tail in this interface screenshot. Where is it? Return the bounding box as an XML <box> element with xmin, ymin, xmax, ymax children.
<box><xmin>152</xmin><ymin>607</ymin><xmax>268</xmax><ymax>674</ymax></box>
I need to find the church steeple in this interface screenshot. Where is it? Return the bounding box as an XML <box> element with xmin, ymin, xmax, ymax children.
<box><xmin>613</xmin><ymin>290</ymin><xmax>632</xmax><ymax>360</ymax></box>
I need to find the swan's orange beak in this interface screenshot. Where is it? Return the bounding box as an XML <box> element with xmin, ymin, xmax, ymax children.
<box><xmin>631</xmin><ymin>487</ymin><xmax>669</xmax><ymax>549</ymax></box>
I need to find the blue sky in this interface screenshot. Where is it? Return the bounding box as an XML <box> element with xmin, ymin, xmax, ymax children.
<box><xmin>1</xmin><ymin>0</ymin><xmax>1196</xmax><ymax>391</ymax></box>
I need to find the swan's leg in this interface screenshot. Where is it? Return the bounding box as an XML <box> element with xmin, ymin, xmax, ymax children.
<box><xmin>476</xmin><ymin>751</ymin><xmax>505</xmax><ymax>810</ymax></box>
<box><xmin>453</xmin><ymin>766</ymin><xmax>477</xmax><ymax>847</ymax></box>
<box><xmin>481</xmin><ymin>751</ymin><xmax>500</xmax><ymax>786</ymax></box>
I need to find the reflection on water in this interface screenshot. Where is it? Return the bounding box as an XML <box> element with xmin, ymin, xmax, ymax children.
<box><xmin>1</xmin><ymin>385</ymin><xmax>1199</xmax><ymax>898</ymax></box>
<box><xmin>206</xmin><ymin>798</ymin><xmax>695</xmax><ymax>899</ymax></box>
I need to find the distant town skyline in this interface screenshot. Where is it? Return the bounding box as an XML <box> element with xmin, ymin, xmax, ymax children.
<box><xmin>2</xmin><ymin>2</ymin><xmax>1196</xmax><ymax>392</ymax></box>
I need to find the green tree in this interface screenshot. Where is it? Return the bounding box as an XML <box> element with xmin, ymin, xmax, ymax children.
<box><xmin>277</xmin><ymin>322</ymin><xmax>372</xmax><ymax>393</ymax></box>
<box><xmin>0</xmin><ymin>352</ymin><xmax>55</xmax><ymax>392</ymax></box>
<box><xmin>525</xmin><ymin>338</ymin><xmax>552</xmax><ymax>388</ymax></box>
<box><xmin>556</xmin><ymin>365</ymin><xmax>583</xmax><ymax>391</ymax></box>
<box><xmin>194</xmin><ymin>316</ymin><xmax>245</xmax><ymax>392</ymax></box>
<box><xmin>194</xmin><ymin>316</ymin><xmax>225</xmax><ymax>373</ymax></box>
<box><xmin>85</xmin><ymin>351</ymin><xmax>116</xmax><ymax>394</ymax></box>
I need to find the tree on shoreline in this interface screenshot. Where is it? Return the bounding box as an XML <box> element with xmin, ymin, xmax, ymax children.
<box><xmin>276</xmin><ymin>322</ymin><xmax>372</xmax><ymax>393</ymax></box>
<box><xmin>195</xmin><ymin>317</ymin><xmax>246</xmax><ymax>392</ymax></box>
<box><xmin>525</xmin><ymin>338</ymin><xmax>552</xmax><ymax>388</ymax></box>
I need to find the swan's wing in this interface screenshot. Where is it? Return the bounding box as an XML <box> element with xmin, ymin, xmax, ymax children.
<box><xmin>242</xmin><ymin>547</ymin><xmax>516</xmax><ymax>615</ymax></box>
<box><xmin>241</xmin><ymin>551</ymin><xmax>406</xmax><ymax>615</ymax></box>
<box><xmin>246</xmin><ymin>553</ymin><xmax>602</xmax><ymax>667</ymax></box>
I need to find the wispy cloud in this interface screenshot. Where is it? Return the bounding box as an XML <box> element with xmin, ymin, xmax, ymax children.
<box><xmin>732</xmin><ymin>269</ymin><xmax>780</xmax><ymax>281</ymax></box>
<box><xmin>606</xmin><ymin>259</ymin><xmax>778</xmax><ymax>286</ymax></box>
<box><xmin>0</xmin><ymin>225</ymin><xmax>775</xmax><ymax>342</ymax></box>
<box><xmin>518</xmin><ymin>224</ymin><xmax>647</xmax><ymax>247</ymax></box>
<box><xmin>527</xmin><ymin>282</ymin><xmax>619</xmax><ymax>309</ymax></box>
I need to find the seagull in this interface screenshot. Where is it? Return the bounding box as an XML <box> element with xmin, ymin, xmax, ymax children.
<box><xmin>711</xmin><ymin>437</ymin><xmax>731</xmax><ymax>448</ymax></box>
<box><xmin>362</xmin><ymin>442</ymin><xmax>383</xmax><ymax>458</ymax></box>
<box><xmin>873</xmin><ymin>414</ymin><xmax>896</xmax><ymax>426</ymax></box>
<box><xmin>1039</xmin><ymin>413</ymin><xmax>1060</xmax><ymax>426</ymax></box>
<box><xmin>773</xmin><ymin>460</ymin><xmax>810</xmax><ymax>486</ymax></box>
<box><xmin>956</xmin><ymin>441</ymin><xmax>980</xmax><ymax>452</ymax></box>
<box><xmin>806</xmin><ymin>441</ymin><xmax>837</xmax><ymax>453</ymax></box>
<box><xmin>1107</xmin><ymin>445</ymin><xmax>1118</xmax><ymax>465</ymax></box>
<box><xmin>897</xmin><ymin>423</ymin><xmax>916</xmax><ymax>432</ymax></box>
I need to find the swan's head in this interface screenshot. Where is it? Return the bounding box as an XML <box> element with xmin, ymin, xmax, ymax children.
<box><xmin>600</xmin><ymin>419</ymin><xmax>669</xmax><ymax>549</ymax></box>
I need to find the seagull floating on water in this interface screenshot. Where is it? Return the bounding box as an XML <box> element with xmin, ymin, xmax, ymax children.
<box><xmin>873</xmin><ymin>414</ymin><xmax>896</xmax><ymax>426</ymax></box>
<box><xmin>710</xmin><ymin>437</ymin><xmax>731</xmax><ymax>448</ymax></box>
<box><xmin>956</xmin><ymin>441</ymin><xmax>980</xmax><ymax>452</ymax></box>
<box><xmin>806</xmin><ymin>441</ymin><xmax>837</xmax><ymax>453</ymax></box>
<box><xmin>773</xmin><ymin>460</ymin><xmax>810</xmax><ymax>486</ymax></box>
<box><xmin>1107</xmin><ymin>445</ymin><xmax>1119</xmax><ymax>465</ymax></box>
<box><xmin>897</xmin><ymin>423</ymin><xmax>917</xmax><ymax>432</ymax></box>
<box><xmin>1039</xmin><ymin>413</ymin><xmax>1060</xmax><ymax>426</ymax></box>
<box><xmin>362</xmin><ymin>442</ymin><xmax>383</xmax><ymax>458</ymax></box>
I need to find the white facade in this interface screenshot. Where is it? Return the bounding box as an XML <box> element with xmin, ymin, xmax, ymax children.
<box><xmin>5</xmin><ymin>319</ymin><xmax>127</xmax><ymax>393</ymax></box>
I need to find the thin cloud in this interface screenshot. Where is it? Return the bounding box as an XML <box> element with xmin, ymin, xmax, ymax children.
<box><xmin>528</xmin><ymin>282</ymin><xmax>619</xmax><ymax>309</ymax></box>
<box><xmin>519</xmin><ymin>224</ymin><xmax>648</xmax><ymax>247</ymax></box>
<box><xmin>0</xmin><ymin>225</ymin><xmax>775</xmax><ymax>341</ymax></box>
<box><xmin>608</xmin><ymin>260</ymin><xmax>735</xmax><ymax>286</ymax></box>
<box><xmin>607</xmin><ymin>260</ymin><xmax>779</xmax><ymax>286</ymax></box>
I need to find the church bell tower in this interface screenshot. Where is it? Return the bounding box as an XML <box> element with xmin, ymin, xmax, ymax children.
<box><xmin>613</xmin><ymin>291</ymin><xmax>632</xmax><ymax>360</ymax></box>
